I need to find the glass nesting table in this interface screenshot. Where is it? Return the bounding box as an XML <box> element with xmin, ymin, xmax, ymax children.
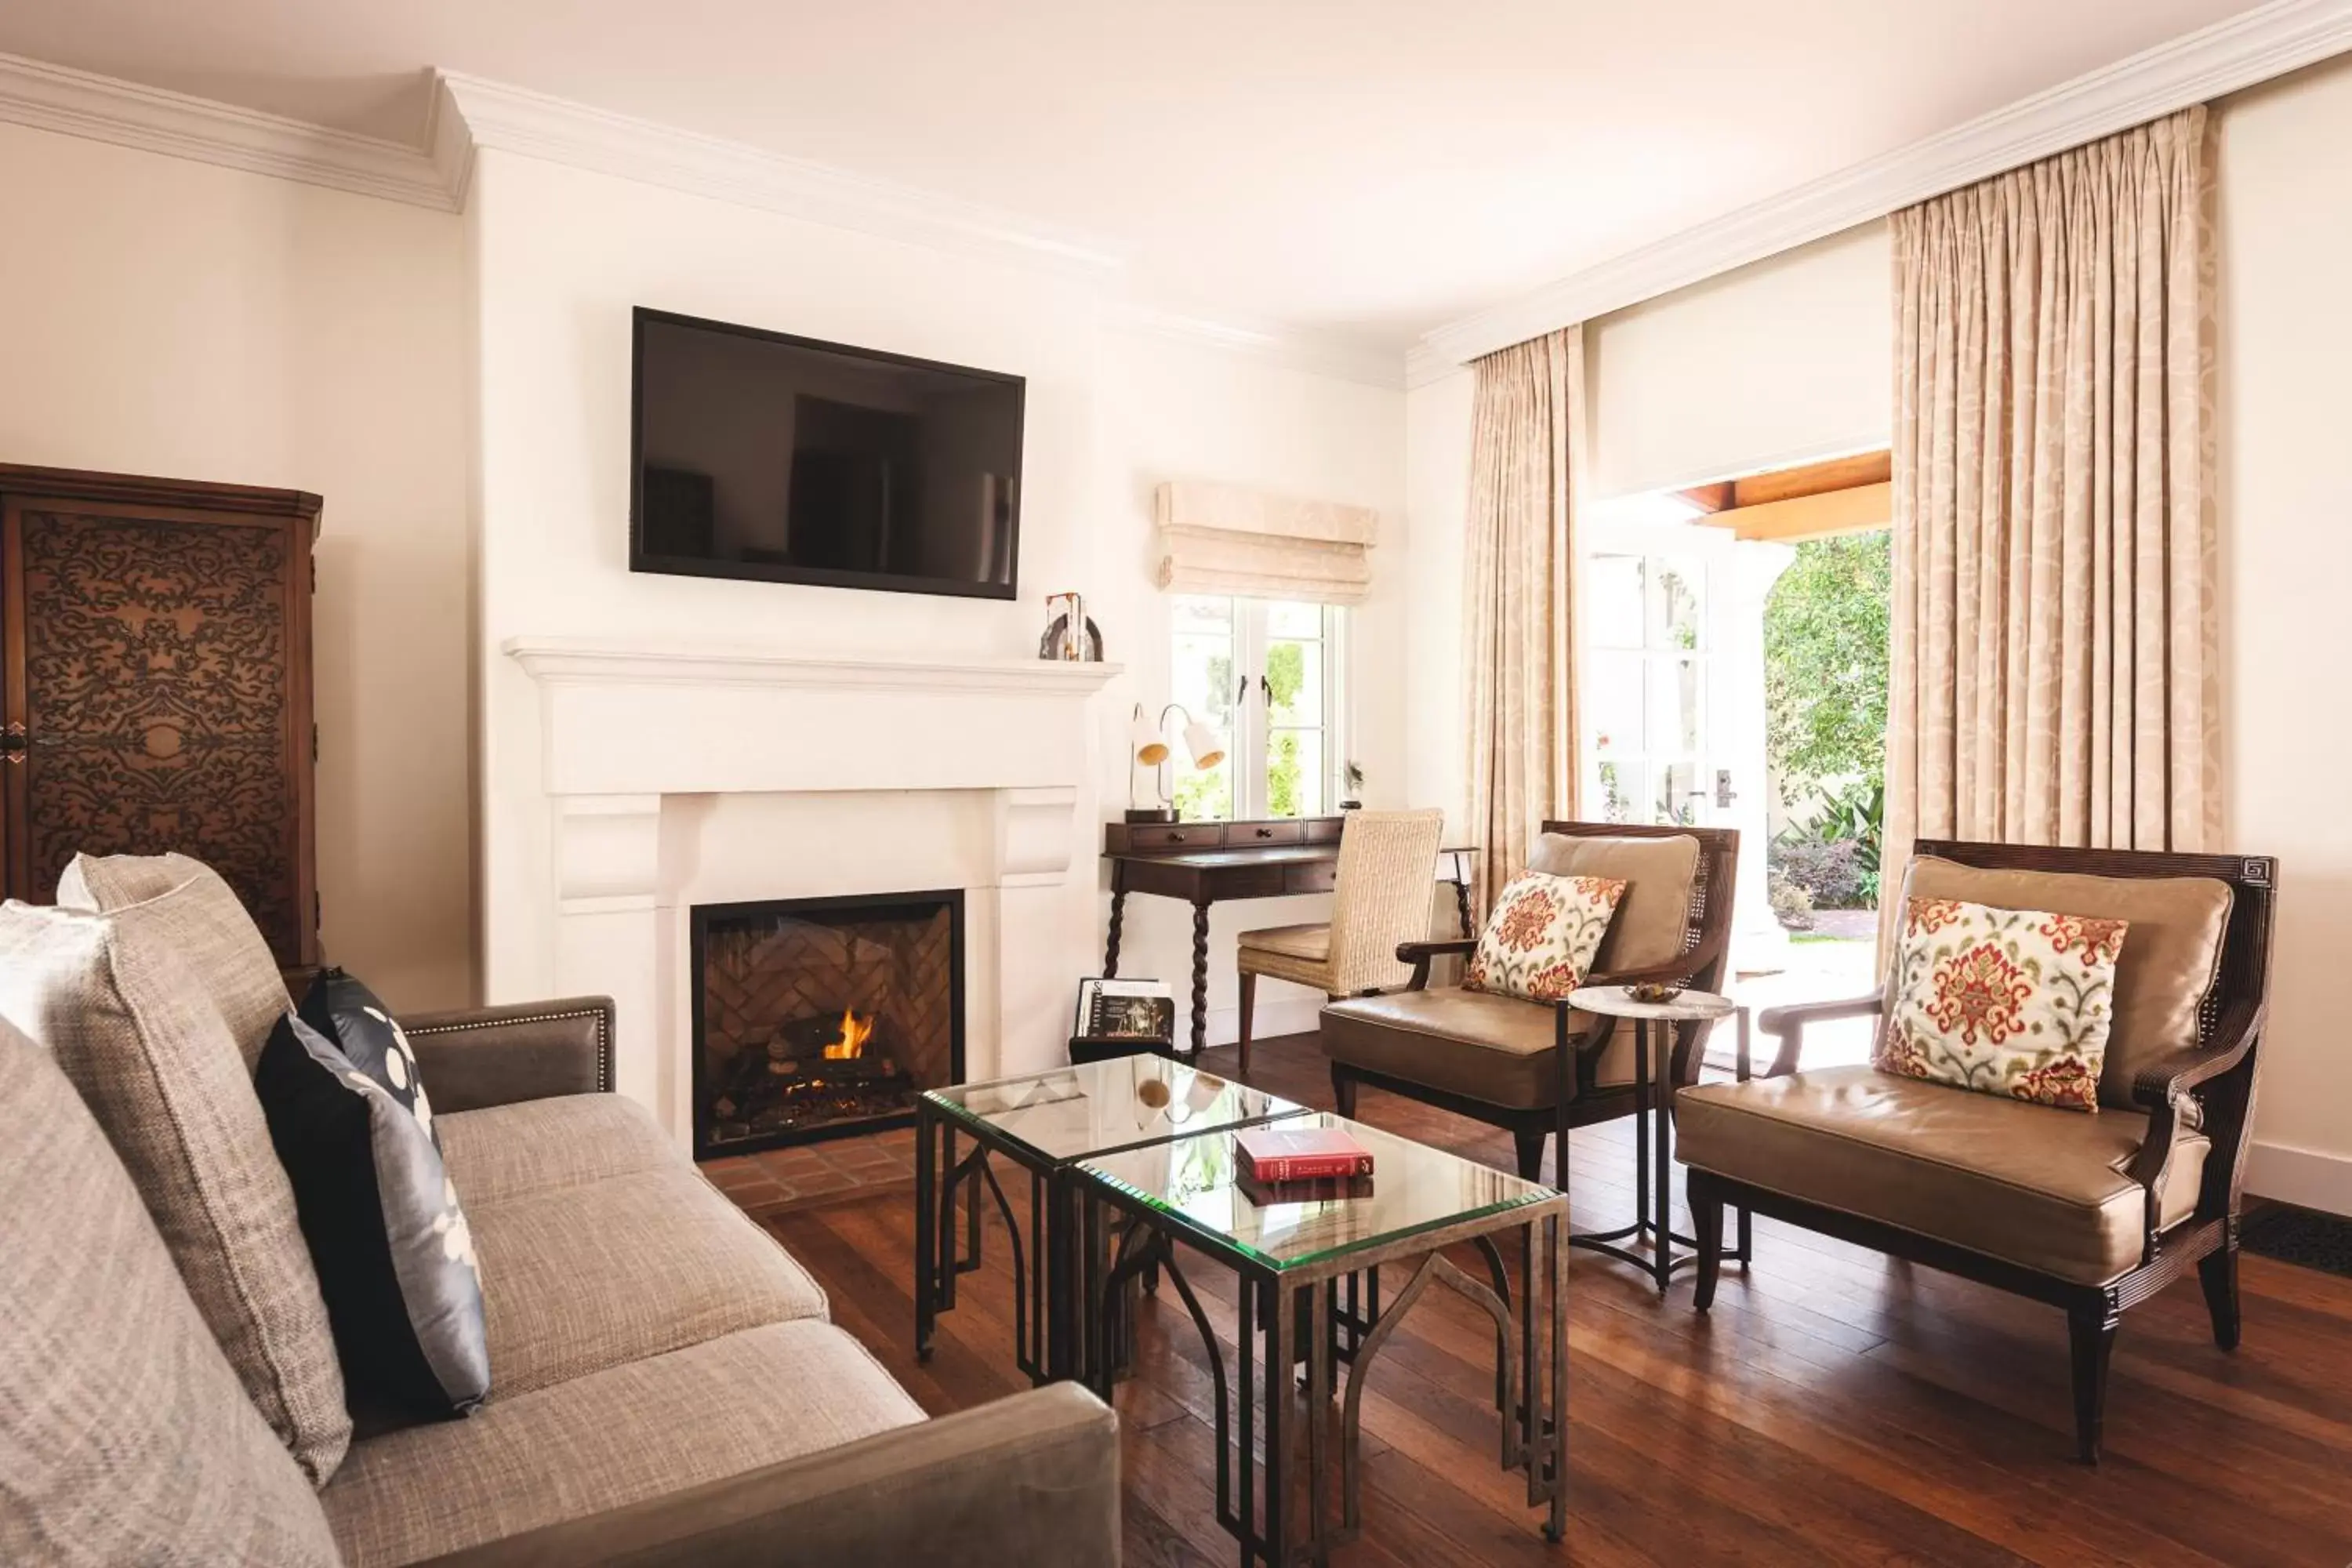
<box><xmin>1078</xmin><ymin>1112</ymin><xmax>1569</xmax><ymax>1566</ymax></box>
<box><xmin>915</xmin><ymin>1054</ymin><xmax>1307</xmax><ymax>1383</ymax></box>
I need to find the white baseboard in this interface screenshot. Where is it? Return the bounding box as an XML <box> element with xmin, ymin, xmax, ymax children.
<box><xmin>2245</xmin><ymin>1138</ymin><xmax>2352</xmax><ymax>1217</ymax></box>
<box><xmin>1200</xmin><ymin>996</ymin><xmax>1326</xmax><ymax>1051</ymax></box>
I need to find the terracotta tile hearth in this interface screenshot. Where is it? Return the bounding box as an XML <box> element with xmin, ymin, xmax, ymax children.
<box><xmin>699</xmin><ymin>1125</ymin><xmax>917</xmax><ymax>1218</ymax></box>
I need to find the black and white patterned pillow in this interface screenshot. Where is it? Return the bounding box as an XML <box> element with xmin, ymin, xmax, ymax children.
<box><xmin>256</xmin><ymin>1007</ymin><xmax>488</xmax><ymax>1421</ymax></box>
<box><xmin>299</xmin><ymin>969</ymin><xmax>435</xmax><ymax>1142</ymax></box>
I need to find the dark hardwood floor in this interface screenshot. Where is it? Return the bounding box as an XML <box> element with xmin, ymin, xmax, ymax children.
<box><xmin>752</xmin><ymin>1032</ymin><xmax>2352</xmax><ymax>1566</ymax></box>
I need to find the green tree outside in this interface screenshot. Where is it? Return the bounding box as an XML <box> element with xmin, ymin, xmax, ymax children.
<box><xmin>1763</xmin><ymin>532</ymin><xmax>1890</xmax><ymax>811</ymax></box>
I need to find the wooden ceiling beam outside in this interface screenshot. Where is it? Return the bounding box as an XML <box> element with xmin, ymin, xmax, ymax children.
<box><xmin>1674</xmin><ymin>481</ymin><xmax>1735</xmax><ymax>515</ymax></box>
<box><xmin>1704</xmin><ymin>481</ymin><xmax>1891</xmax><ymax>543</ymax></box>
<box><xmin>1726</xmin><ymin>449</ymin><xmax>1890</xmax><ymax>508</ymax></box>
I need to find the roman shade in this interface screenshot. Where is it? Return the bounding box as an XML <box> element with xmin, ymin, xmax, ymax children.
<box><xmin>1152</xmin><ymin>480</ymin><xmax>1378</xmax><ymax>604</ymax></box>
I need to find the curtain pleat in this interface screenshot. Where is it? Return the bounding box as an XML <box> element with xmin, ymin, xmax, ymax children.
<box><xmin>1461</xmin><ymin>325</ymin><xmax>1584</xmax><ymax>911</ymax></box>
<box><xmin>1885</xmin><ymin>107</ymin><xmax>2218</xmax><ymax>923</ymax></box>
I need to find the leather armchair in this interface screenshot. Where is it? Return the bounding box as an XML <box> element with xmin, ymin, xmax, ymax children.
<box><xmin>1679</xmin><ymin>840</ymin><xmax>2278</xmax><ymax>1464</ymax></box>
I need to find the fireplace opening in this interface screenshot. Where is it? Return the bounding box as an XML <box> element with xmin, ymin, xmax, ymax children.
<box><xmin>691</xmin><ymin>890</ymin><xmax>965</xmax><ymax>1158</ymax></box>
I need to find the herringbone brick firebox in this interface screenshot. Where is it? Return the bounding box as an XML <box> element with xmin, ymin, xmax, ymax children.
<box><xmin>690</xmin><ymin>890</ymin><xmax>965</xmax><ymax>1158</ymax></box>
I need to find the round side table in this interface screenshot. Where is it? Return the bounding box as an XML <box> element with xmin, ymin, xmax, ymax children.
<box><xmin>1564</xmin><ymin>984</ymin><xmax>1752</xmax><ymax>1294</ymax></box>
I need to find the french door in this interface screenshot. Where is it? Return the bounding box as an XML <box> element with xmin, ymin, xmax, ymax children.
<box><xmin>1582</xmin><ymin>551</ymin><xmax>1723</xmax><ymax>829</ymax></box>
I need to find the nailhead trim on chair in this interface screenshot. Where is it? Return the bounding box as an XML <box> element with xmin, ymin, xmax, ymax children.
<box><xmin>403</xmin><ymin>1007</ymin><xmax>615</xmax><ymax>1092</ymax></box>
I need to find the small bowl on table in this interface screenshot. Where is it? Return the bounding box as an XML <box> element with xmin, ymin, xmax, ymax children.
<box><xmin>1624</xmin><ymin>982</ymin><xmax>1686</xmax><ymax>1005</ymax></box>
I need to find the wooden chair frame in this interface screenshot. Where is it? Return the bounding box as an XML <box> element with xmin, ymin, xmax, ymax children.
<box><xmin>1688</xmin><ymin>837</ymin><xmax>2277</xmax><ymax>1465</ymax></box>
<box><xmin>1328</xmin><ymin>820</ymin><xmax>1740</xmax><ymax>1183</ymax></box>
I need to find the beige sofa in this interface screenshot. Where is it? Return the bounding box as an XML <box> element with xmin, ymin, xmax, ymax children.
<box><xmin>0</xmin><ymin>854</ymin><xmax>1120</xmax><ymax>1566</ymax></box>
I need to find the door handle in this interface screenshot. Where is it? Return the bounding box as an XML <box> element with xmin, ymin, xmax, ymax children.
<box><xmin>0</xmin><ymin>723</ymin><xmax>24</xmax><ymax>764</ymax></box>
<box><xmin>1715</xmin><ymin>768</ymin><xmax>1737</xmax><ymax>808</ymax></box>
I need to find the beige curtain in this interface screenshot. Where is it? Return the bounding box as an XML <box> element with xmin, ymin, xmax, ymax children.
<box><xmin>1885</xmin><ymin>107</ymin><xmax>2219</xmax><ymax>913</ymax></box>
<box><xmin>1462</xmin><ymin>325</ymin><xmax>1584</xmax><ymax>912</ymax></box>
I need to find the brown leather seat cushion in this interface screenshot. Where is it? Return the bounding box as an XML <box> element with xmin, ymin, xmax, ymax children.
<box><xmin>1675</xmin><ymin>1065</ymin><xmax>2209</xmax><ymax>1286</ymax></box>
<box><xmin>1526</xmin><ymin>833</ymin><xmax>1698</xmax><ymax>975</ymax></box>
<box><xmin>1900</xmin><ymin>856</ymin><xmax>2230</xmax><ymax>1109</ymax></box>
<box><xmin>1320</xmin><ymin>989</ymin><xmax>1643</xmax><ymax>1108</ymax></box>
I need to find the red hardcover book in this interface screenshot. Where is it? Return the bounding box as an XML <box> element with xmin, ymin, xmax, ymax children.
<box><xmin>1236</xmin><ymin>1126</ymin><xmax>1374</xmax><ymax>1183</ymax></box>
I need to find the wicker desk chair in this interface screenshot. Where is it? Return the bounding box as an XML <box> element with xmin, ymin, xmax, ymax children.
<box><xmin>1321</xmin><ymin>821</ymin><xmax>1739</xmax><ymax>1181</ymax></box>
<box><xmin>1233</xmin><ymin>808</ymin><xmax>1445</xmax><ymax>1080</ymax></box>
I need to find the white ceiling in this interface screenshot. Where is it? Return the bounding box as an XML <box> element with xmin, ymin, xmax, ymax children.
<box><xmin>0</xmin><ymin>0</ymin><xmax>2269</xmax><ymax>348</ymax></box>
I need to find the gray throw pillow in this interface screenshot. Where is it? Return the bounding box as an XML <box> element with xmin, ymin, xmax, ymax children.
<box><xmin>0</xmin><ymin>899</ymin><xmax>350</xmax><ymax>1486</ymax></box>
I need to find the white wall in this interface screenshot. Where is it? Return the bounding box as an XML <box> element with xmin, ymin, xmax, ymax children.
<box><xmin>1403</xmin><ymin>368</ymin><xmax>1477</xmax><ymax>844</ymax></box>
<box><xmin>2214</xmin><ymin>54</ymin><xmax>2352</xmax><ymax>1214</ymax></box>
<box><xmin>467</xmin><ymin>149</ymin><xmax>1104</xmax><ymax>1008</ymax></box>
<box><xmin>1094</xmin><ymin>329</ymin><xmax>1408</xmax><ymax>1043</ymax></box>
<box><xmin>0</xmin><ymin>122</ymin><xmax>474</xmax><ymax>1011</ymax></box>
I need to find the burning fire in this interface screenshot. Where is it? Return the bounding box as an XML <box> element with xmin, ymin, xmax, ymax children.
<box><xmin>822</xmin><ymin>1007</ymin><xmax>874</xmax><ymax>1061</ymax></box>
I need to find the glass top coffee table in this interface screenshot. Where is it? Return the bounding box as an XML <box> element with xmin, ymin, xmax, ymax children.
<box><xmin>915</xmin><ymin>1054</ymin><xmax>1307</xmax><ymax>1383</ymax></box>
<box><xmin>1076</xmin><ymin>1112</ymin><xmax>1568</xmax><ymax>1566</ymax></box>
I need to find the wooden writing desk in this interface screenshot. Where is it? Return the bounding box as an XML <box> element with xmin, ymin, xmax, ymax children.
<box><xmin>1103</xmin><ymin>816</ymin><xmax>1476</xmax><ymax>1055</ymax></box>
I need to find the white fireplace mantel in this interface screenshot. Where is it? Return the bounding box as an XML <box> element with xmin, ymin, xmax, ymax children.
<box><xmin>504</xmin><ymin>635</ymin><xmax>1123</xmax><ymax>799</ymax></box>
<box><xmin>501</xmin><ymin>635</ymin><xmax>1123</xmax><ymax>1138</ymax></box>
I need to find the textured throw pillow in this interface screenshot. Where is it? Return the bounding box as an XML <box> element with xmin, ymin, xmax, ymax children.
<box><xmin>0</xmin><ymin>900</ymin><xmax>350</xmax><ymax>1486</ymax></box>
<box><xmin>1876</xmin><ymin>896</ymin><xmax>2129</xmax><ymax>1112</ymax></box>
<box><xmin>299</xmin><ymin>969</ymin><xmax>437</xmax><ymax>1142</ymax></box>
<box><xmin>258</xmin><ymin>1007</ymin><xmax>490</xmax><ymax>1420</ymax></box>
<box><xmin>56</xmin><ymin>851</ymin><xmax>292</xmax><ymax>1068</ymax></box>
<box><xmin>0</xmin><ymin>1016</ymin><xmax>342</xmax><ymax>1567</ymax></box>
<box><xmin>1464</xmin><ymin>871</ymin><xmax>1627</xmax><ymax>1002</ymax></box>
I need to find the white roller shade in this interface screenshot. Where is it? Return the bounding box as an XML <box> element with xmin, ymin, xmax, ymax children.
<box><xmin>1153</xmin><ymin>480</ymin><xmax>1378</xmax><ymax>605</ymax></box>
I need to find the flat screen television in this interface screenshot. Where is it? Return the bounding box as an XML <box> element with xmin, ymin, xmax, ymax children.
<box><xmin>630</xmin><ymin>307</ymin><xmax>1022</xmax><ymax>598</ymax></box>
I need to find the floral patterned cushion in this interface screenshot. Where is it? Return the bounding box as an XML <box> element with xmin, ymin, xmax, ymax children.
<box><xmin>1464</xmin><ymin>872</ymin><xmax>1627</xmax><ymax>1003</ymax></box>
<box><xmin>1876</xmin><ymin>896</ymin><xmax>2129</xmax><ymax>1112</ymax></box>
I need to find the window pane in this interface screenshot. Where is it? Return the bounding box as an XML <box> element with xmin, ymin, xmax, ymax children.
<box><xmin>1169</xmin><ymin>594</ymin><xmax>1236</xmax><ymax>820</ymax></box>
<box><xmin>1265</xmin><ymin>600</ymin><xmax>1323</xmax><ymax>639</ymax></box>
<box><xmin>1654</xmin><ymin>760</ymin><xmax>1699</xmax><ymax>826</ymax></box>
<box><xmin>1265</xmin><ymin>638</ymin><xmax>1322</xmax><ymax>726</ymax></box>
<box><xmin>1646</xmin><ymin>559</ymin><xmax>1705</xmax><ymax>651</ymax></box>
<box><xmin>1588</xmin><ymin>556</ymin><xmax>1644</xmax><ymax>648</ymax></box>
<box><xmin>1594</xmin><ymin>759</ymin><xmax>1642</xmax><ymax>825</ymax></box>
<box><xmin>1269</xmin><ymin>729</ymin><xmax>1323</xmax><ymax>818</ymax></box>
<box><xmin>1587</xmin><ymin>651</ymin><xmax>1644</xmax><ymax>757</ymax></box>
<box><xmin>1647</xmin><ymin>656</ymin><xmax>1702</xmax><ymax>755</ymax></box>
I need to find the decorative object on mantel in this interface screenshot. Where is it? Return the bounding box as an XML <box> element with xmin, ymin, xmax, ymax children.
<box><xmin>1153</xmin><ymin>480</ymin><xmax>1377</xmax><ymax>605</ymax></box>
<box><xmin>1123</xmin><ymin>702</ymin><xmax>1226</xmax><ymax>824</ymax></box>
<box><xmin>1341</xmin><ymin>760</ymin><xmax>1366</xmax><ymax>811</ymax></box>
<box><xmin>1039</xmin><ymin>590</ymin><xmax>1103</xmax><ymax>661</ymax></box>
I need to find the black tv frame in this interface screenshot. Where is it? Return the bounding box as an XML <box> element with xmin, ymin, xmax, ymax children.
<box><xmin>629</xmin><ymin>306</ymin><xmax>1023</xmax><ymax>600</ymax></box>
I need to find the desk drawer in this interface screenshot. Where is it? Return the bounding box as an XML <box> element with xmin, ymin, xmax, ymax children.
<box><xmin>1130</xmin><ymin>823</ymin><xmax>1224</xmax><ymax>851</ymax></box>
<box><xmin>1231</xmin><ymin>819</ymin><xmax>1305</xmax><ymax>848</ymax></box>
<box><xmin>1302</xmin><ymin>817</ymin><xmax>1344</xmax><ymax>844</ymax></box>
<box><xmin>1283</xmin><ymin>862</ymin><xmax>1338</xmax><ymax>895</ymax></box>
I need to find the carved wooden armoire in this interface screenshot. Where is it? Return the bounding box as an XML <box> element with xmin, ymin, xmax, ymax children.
<box><xmin>0</xmin><ymin>464</ymin><xmax>320</xmax><ymax>967</ymax></box>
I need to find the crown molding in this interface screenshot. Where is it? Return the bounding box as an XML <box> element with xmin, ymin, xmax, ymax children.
<box><xmin>1403</xmin><ymin>341</ymin><xmax>1465</xmax><ymax>391</ymax></box>
<box><xmin>435</xmin><ymin>71</ymin><xmax>1124</xmax><ymax>277</ymax></box>
<box><xmin>1419</xmin><ymin>0</ymin><xmax>2352</xmax><ymax>368</ymax></box>
<box><xmin>1110</xmin><ymin>303</ymin><xmax>1407</xmax><ymax>390</ymax></box>
<box><xmin>0</xmin><ymin>49</ymin><xmax>453</xmax><ymax>209</ymax></box>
